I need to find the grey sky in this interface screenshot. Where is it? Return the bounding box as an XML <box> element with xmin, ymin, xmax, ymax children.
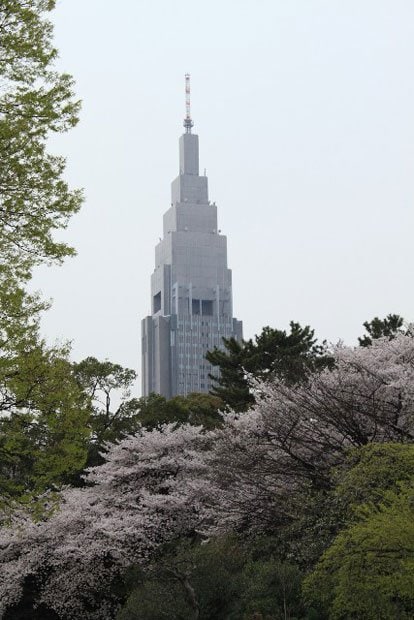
<box><xmin>31</xmin><ymin>0</ymin><xmax>414</xmax><ymax>393</ymax></box>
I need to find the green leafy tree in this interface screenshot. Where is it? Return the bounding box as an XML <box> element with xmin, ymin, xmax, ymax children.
<box><xmin>358</xmin><ymin>313</ymin><xmax>406</xmax><ymax>347</ymax></box>
<box><xmin>0</xmin><ymin>291</ymin><xmax>90</xmax><ymax>508</ymax></box>
<box><xmin>118</xmin><ymin>537</ymin><xmax>309</xmax><ymax>620</ymax></box>
<box><xmin>279</xmin><ymin>443</ymin><xmax>414</xmax><ymax>573</ymax></box>
<box><xmin>0</xmin><ymin>1</ymin><xmax>85</xmax><ymax>511</ymax></box>
<box><xmin>173</xmin><ymin>392</ymin><xmax>224</xmax><ymax>429</ymax></box>
<box><xmin>239</xmin><ymin>560</ymin><xmax>305</xmax><ymax>620</ymax></box>
<box><xmin>206</xmin><ymin>322</ymin><xmax>331</xmax><ymax>411</ymax></box>
<box><xmin>0</xmin><ymin>0</ymin><xmax>82</xmax><ymax>283</ymax></box>
<box><xmin>0</xmin><ymin>0</ymin><xmax>82</xmax><ymax>414</ymax></box>
<box><xmin>137</xmin><ymin>392</ymin><xmax>224</xmax><ymax>431</ymax></box>
<box><xmin>73</xmin><ymin>357</ymin><xmax>139</xmax><ymax>467</ymax></box>
<box><xmin>207</xmin><ymin>337</ymin><xmax>252</xmax><ymax>412</ymax></box>
<box><xmin>303</xmin><ymin>444</ymin><xmax>414</xmax><ymax>619</ymax></box>
<box><xmin>71</xmin><ymin>362</ymin><xmax>223</xmax><ymax>472</ymax></box>
<box><xmin>334</xmin><ymin>443</ymin><xmax>414</xmax><ymax>511</ymax></box>
<box><xmin>117</xmin><ymin>537</ymin><xmax>246</xmax><ymax>620</ymax></box>
<box><xmin>303</xmin><ymin>483</ymin><xmax>414</xmax><ymax>619</ymax></box>
<box><xmin>0</xmin><ymin>342</ymin><xmax>89</xmax><ymax>507</ymax></box>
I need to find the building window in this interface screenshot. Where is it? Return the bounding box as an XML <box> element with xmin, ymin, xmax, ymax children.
<box><xmin>153</xmin><ymin>291</ymin><xmax>161</xmax><ymax>313</ymax></box>
<box><xmin>202</xmin><ymin>300</ymin><xmax>213</xmax><ymax>315</ymax></box>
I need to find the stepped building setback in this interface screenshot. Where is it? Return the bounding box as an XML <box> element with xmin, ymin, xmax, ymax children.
<box><xmin>141</xmin><ymin>76</ymin><xmax>243</xmax><ymax>398</ymax></box>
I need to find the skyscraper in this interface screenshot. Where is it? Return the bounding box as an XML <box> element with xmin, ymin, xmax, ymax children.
<box><xmin>141</xmin><ymin>76</ymin><xmax>242</xmax><ymax>398</ymax></box>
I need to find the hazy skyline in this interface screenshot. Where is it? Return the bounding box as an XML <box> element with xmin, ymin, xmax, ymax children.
<box><xmin>31</xmin><ymin>0</ymin><xmax>414</xmax><ymax>394</ymax></box>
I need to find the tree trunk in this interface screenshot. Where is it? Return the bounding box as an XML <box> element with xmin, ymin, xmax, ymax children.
<box><xmin>180</xmin><ymin>574</ymin><xmax>200</xmax><ymax>620</ymax></box>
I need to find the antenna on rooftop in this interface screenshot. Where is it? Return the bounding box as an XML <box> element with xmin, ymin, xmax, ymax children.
<box><xmin>184</xmin><ymin>73</ymin><xmax>194</xmax><ymax>134</ymax></box>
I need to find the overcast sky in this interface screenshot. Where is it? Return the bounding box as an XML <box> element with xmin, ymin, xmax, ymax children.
<box><xmin>31</xmin><ymin>0</ymin><xmax>414</xmax><ymax>394</ymax></box>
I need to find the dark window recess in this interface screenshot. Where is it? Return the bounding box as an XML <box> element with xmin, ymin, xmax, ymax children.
<box><xmin>192</xmin><ymin>299</ymin><xmax>201</xmax><ymax>315</ymax></box>
<box><xmin>202</xmin><ymin>300</ymin><xmax>213</xmax><ymax>315</ymax></box>
<box><xmin>153</xmin><ymin>292</ymin><xmax>161</xmax><ymax>313</ymax></box>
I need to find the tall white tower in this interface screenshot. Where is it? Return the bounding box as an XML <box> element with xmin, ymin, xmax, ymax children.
<box><xmin>141</xmin><ymin>77</ymin><xmax>242</xmax><ymax>398</ymax></box>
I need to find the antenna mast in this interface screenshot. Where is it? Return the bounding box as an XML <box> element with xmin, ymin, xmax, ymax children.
<box><xmin>184</xmin><ymin>73</ymin><xmax>194</xmax><ymax>133</ymax></box>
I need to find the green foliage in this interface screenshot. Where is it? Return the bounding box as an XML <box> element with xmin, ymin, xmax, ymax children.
<box><xmin>0</xmin><ymin>0</ymin><xmax>85</xmax><ymax>510</ymax></box>
<box><xmin>118</xmin><ymin>537</ymin><xmax>246</xmax><ymax>620</ymax></box>
<box><xmin>187</xmin><ymin>537</ymin><xmax>246</xmax><ymax>619</ymax></box>
<box><xmin>335</xmin><ymin>443</ymin><xmax>414</xmax><ymax>513</ymax></box>
<box><xmin>0</xmin><ymin>0</ymin><xmax>82</xmax><ymax>282</ymax></box>
<box><xmin>117</xmin><ymin>575</ymin><xmax>191</xmax><ymax>620</ymax></box>
<box><xmin>72</xmin><ymin>359</ymin><xmax>223</xmax><ymax>469</ymax></box>
<box><xmin>0</xmin><ymin>280</ymin><xmax>46</xmax><ymax>353</ymax></box>
<box><xmin>207</xmin><ymin>337</ymin><xmax>254</xmax><ymax>412</ymax></box>
<box><xmin>71</xmin><ymin>360</ymin><xmax>223</xmax><ymax>472</ymax></box>
<box><xmin>206</xmin><ymin>322</ymin><xmax>331</xmax><ymax>411</ymax></box>
<box><xmin>303</xmin><ymin>484</ymin><xmax>414</xmax><ymax>619</ymax></box>
<box><xmin>73</xmin><ymin>357</ymin><xmax>138</xmax><ymax>467</ymax></box>
<box><xmin>117</xmin><ymin>535</ymin><xmax>312</xmax><ymax>620</ymax></box>
<box><xmin>136</xmin><ymin>391</ymin><xmax>224</xmax><ymax>430</ymax></box>
<box><xmin>303</xmin><ymin>445</ymin><xmax>414</xmax><ymax>618</ymax></box>
<box><xmin>271</xmin><ymin>487</ymin><xmax>346</xmax><ymax>573</ymax></box>
<box><xmin>239</xmin><ymin>560</ymin><xmax>305</xmax><ymax>620</ymax></box>
<box><xmin>0</xmin><ymin>342</ymin><xmax>89</xmax><ymax>505</ymax></box>
<box><xmin>358</xmin><ymin>313</ymin><xmax>406</xmax><ymax>347</ymax></box>
<box><xmin>264</xmin><ymin>444</ymin><xmax>414</xmax><ymax>578</ymax></box>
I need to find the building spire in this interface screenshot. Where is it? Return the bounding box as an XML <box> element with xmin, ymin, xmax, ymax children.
<box><xmin>184</xmin><ymin>73</ymin><xmax>194</xmax><ymax>134</ymax></box>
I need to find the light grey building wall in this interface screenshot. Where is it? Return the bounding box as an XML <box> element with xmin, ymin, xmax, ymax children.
<box><xmin>141</xmin><ymin>124</ymin><xmax>242</xmax><ymax>398</ymax></box>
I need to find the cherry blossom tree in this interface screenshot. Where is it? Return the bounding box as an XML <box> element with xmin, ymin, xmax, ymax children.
<box><xmin>0</xmin><ymin>424</ymin><xmax>210</xmax><ymax>619</ymax></box>
<box><xmin>203</xmin><ymin>334</ymin><xmax>414</xmax><ymax>534</ymax></box>
<box><xmin>1</xmin><ymin>335</ymin><xmax>414</xmax><ymax>617</ymax></box>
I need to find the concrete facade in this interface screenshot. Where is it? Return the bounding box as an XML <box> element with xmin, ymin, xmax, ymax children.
<box><xmin>141</xmin><ymin>128</ymin><xmax>243</xmax><ymax>398</ymax></box>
